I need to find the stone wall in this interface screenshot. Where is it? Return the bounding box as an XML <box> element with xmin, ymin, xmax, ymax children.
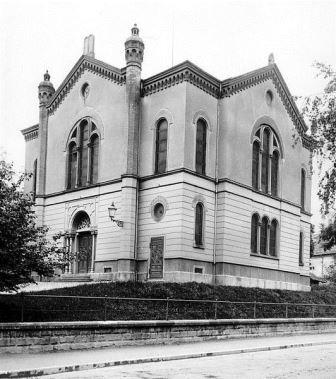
<box><xmin>1</xmin><ymin>318</ymin><xmax>336</xmax><ymax>354</ymax></box>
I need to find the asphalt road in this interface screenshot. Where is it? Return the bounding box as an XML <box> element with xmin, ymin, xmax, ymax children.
<box><xmin>44</xmin><ymin>344</ymin><xmax>336</xmax><ymax>379</ymax></box>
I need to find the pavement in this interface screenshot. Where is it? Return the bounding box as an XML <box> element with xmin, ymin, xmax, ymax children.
<box><xmin>1</xmin><ymin>332</ymin><xmax>336</xmax><ymax>378</ymax></box>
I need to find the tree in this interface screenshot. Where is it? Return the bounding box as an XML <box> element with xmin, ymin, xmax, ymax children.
<box><xmin>302</xmin><ymin>62</ymin><xmax>336</xmax><ymax>251</ymax></box>
<box><xmin>0</xmin><ymin>159</ymin><xmax>66</xmax><ymax>291</ymax></box>
<box><xmin>303</xmin><ymin>62</ymin><xmax>336</xmax><ymax>215</ymax></box>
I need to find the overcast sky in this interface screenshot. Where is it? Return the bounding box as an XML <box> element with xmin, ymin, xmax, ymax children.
<box><xmin>1</xmin><ymin>0</ymin><xmax>335</xmax><ymax>227</ymax></box>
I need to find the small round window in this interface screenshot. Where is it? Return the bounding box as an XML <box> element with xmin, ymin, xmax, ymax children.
<box><xmin>153</xmin><ymin>203</ymin><xmax>165</xmax><ymax>221</ymax></box>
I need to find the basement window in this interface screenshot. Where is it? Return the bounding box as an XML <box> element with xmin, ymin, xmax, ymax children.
<box><xmin>104</xmin><ymin>267</ymin><xmax>112</xmax><ymax>273</ymax></box>
<box><xmin>194</xmin><ymin>267</ymin><xmax>204</xmax><ymax>274</ymax></box>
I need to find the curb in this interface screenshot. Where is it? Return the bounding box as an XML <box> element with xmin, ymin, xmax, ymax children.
<box><xmin>1</xmin><ymin>340</ymin><xmax>336</xmax><ymax>378</ymax></box>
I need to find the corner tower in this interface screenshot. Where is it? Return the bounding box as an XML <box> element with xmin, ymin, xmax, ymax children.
<box><xmin>35</xmin><ymin>71</ymin><xmax>54</xmax><ymax>222</ymax></box>
<box><xmin>119</xmin><ymin>25</ymin><xmax>145</xmax><ymax>280</ymax></box>
<box><xmin>124</xmin><ymin>23</ymin><xmax>144</xmax><ymax>175</ymax></box>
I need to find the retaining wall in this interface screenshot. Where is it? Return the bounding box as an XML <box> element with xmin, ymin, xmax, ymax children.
<box><xmin>1</xmin><ymin>318</ymin><xmax>336</xmax><ymax>353</ymax></box>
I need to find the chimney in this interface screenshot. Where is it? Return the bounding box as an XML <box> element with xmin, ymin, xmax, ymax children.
<box><xmin>83</xmin><ymin>34</ymin><xmax>95</xmax><ymax>58</ymax></box>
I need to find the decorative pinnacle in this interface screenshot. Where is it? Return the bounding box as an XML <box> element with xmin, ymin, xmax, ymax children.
<box><xmin>268</xmin><ymin>53</ymin><xmax>275</xmax><ymax>65</ymax></box>
<box><xmin>131</xmin><ymin>23</ymin><xmax>139</xmax><ymax>36</ymax></box>
<box><xmin>44</xmin><ymin>70</ymin><xmax>50</xmax><ymax>81</ymax></box>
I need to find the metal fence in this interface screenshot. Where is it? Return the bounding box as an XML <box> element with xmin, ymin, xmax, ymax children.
<box><xmin>1</xmin><ymin>294</ymin><xmax>336</xmax><ymax>322</ymax></box>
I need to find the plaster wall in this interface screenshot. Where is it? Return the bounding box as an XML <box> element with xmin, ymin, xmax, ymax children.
<box><xmin>45</xmin><ymin>71</ymin><xmax>126</xmax><ymax>194</ymax></box>
<box><xmin>218</xmin><ymin>79</ymin><xmax>311</xmax><ymax>212</ymax></box>
<box><xmin>139</xmin><ymin>84</ymin><xmax>187</xmax><ymax>177</ymax></box>
<box><xmin>184</xmin><ymin>83</ymin><xmax>217</xmax><ymax>177</ymax></box>
<box><xmin>23</xmin><ymin>137</ymin><xmax>39</xmax><ymax>194</ymax></box>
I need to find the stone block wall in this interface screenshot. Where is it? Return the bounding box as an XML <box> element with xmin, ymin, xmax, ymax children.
<box><xmin>1</xmin><ymin>318</ymin><xmax>336</xmax><ymax>354</ymax></box>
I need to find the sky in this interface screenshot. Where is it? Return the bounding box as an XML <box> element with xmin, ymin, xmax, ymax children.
<box><xmin>0</xmin><ymin>0</ymin><xmax>335</xmax><ymax>227</ymax></box>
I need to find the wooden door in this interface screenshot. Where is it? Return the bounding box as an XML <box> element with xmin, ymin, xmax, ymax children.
<box><xmin>149</xmin><ymin>237</ymin><xmax>164</xmax><ymax>279</ymax></box>
<box><xmin>77</xmin><ymin>232</ymin><xmax>92</xmax><ymax>273</ymax></box>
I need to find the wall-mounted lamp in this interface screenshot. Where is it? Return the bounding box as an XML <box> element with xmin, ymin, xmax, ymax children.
<box><xmin>108</xmin><ymin>202</ymin><xmax>124</xmax><ymax>227</ymax></box>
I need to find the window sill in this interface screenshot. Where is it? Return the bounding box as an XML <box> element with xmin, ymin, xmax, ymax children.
<box><xmin>251</xmin><ymin>188</ymin><xmax>280</xmax><ymax>201</ymax></box>
<box><xmin>250</xmin><ymin>253</ymin><xmax>279</xmax><ymax>261</ymax></box>
<box><xmin>194</xmin><ymin>243</ymin><xmax>205</xmax><ymax>250</ymax></box>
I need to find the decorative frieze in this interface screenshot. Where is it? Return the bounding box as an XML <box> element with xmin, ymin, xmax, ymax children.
<box><xmin>21</xmin><ymin>124</ymin><xmax>39</xmax><ymax>141</ymax></box>
<box><xmin>47</xmin><ymin>56</ymin><xmax>126</xmax><ymax>115</ymax></box>
<box><xmin>142</xmin><ymin>61</ymin><xmax>220</xmax><ymax>98</ymax></box>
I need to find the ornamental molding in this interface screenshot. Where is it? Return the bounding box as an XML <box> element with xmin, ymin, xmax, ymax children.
<box><xmin>221</xmin><ymin>64</ymin><xmax>308</xmax><ymax>140</ymax></box>
<box><xmin>47</xmin><ymin>56</ymin><xmax>126</xmax><ymax>115</ymax></box>
<box><xmin>21</xmin><ymin>124</ymin><xmax>39</xmax><ymax>141</ymax></box>
<box><xmin>142</xmin><ymin>60</ymin><xmax>221</xmax><ymax>99</ymax></box>
<box><xmin>65</xmin><ymin>197</ymin><xmax>98</xmax><ymax>231</ymax></box>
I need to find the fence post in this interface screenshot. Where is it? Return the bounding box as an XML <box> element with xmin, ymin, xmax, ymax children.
<box><xmin>285</xmin><ymin>303</ymin><xmax>288</xmax><ymax>318</ymax></box>
<box><xmin>104</xmin><ymin>295</ymin><xmax>108</xmax><ymax>321</ymax></box>
<box><xmin>253</xmin><ymin>301</ymin><xmax>257</xmax><ymax>319</ymax></box>
<box><xmin>312</xmin><ymin>305</ymin><xmax>315</xmax><ymax>318</ymax></box>
<box><xmin>20</xmin><ymin>293</ymin><xmax>24</xmax><ymax>322</ymax></box>
<box><xmin>165</xmin><ymin>297</ymin><xmax>169</xmax><ymax>320</ymax></box>
<box><xmin>214</xmin><ymin>298</ymin><xmax>218</xmax><ymax>320</ymax></box>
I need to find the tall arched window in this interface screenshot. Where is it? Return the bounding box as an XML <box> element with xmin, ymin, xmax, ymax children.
<box><xmin>269</xmin><ymin>220</ymin><xmax>278</xmax><ymax>257</ymax></box>
<box><xmin>90</xmin><ymin>134</ymin><xmax>99</xmax><ymax>184</ymax></box>
<box><xmin>252</xmin><ymin>125</ymin><xmax>280</xmax><ymax>195</ymax></box>
<box><xmin>251</xmin><ymin>213</ymin><xmax>259</xmax><ymax>254</ymax></box>
<box><xmin>299</xmin><ymin>232</ymin><xmax>304</xmax><ymax>266</ymax></box>
<box><xmin>195</xmin><ymin>202</ymin><xmax>204</xmax><ymax>247</ymax></box>
<box><xmin>67</xmin><ymin>118</ymin><xmax>99</xmax><ymax>189</ymax></box>
<box><xmin>260</xmin><ymin>217</ymin><xmax>268</xmax><ymax>255</ymax></box>
<box><xmin>68</xmin><ymin>142</ymin><xmax>77</xmax><ymax>189</ymax></box>
<box><xmin>301</xmin><ymin>169</ymin><xmax>306</xmax><ymax>210</ymax></box>
<box><xmin>252</xmin><ymin>141</ymin><xmax>260</xmax><ymax>190</ymax></box>
<box><xmin>155</xmin><ymin>119</ymin><xmax>168</xmax><ymax>174</ymax></box>
<box><xmin>195</xmin><ymin>118</ymin><xmax>207</xmax><ymax>175</ymax></box>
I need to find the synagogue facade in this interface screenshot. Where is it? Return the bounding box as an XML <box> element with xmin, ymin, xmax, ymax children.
<box><xmin>22</xmin><ymin>25</ymin><xmax>313</xmax><ymax>291</ymax></box>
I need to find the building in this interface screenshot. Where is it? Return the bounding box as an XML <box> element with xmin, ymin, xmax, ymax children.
<box><xmin>310</xmin><ymin>245</ymin><xmax>336</xmax><ymax>279</ymax></box>
<box><xmin>22</xmin><ymin>25</ymin><xmax>313</xmax><ymax>291</ymax></box>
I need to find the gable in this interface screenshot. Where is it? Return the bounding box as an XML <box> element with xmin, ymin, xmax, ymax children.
<box><xmin>46</xmin><ymin>56</ymin><xmax>126</xmax><ymax>116</ymax></box>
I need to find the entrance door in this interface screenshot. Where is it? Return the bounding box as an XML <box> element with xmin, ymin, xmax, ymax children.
<box><xmin>77</xmin><ymin>232</ymin><xmax>92</xmax><ymax>273</ymax></box>
<box><xmin>149</xmin><ymin>237</ymin><xmax>164</xmax><ymax>279</ymax></box>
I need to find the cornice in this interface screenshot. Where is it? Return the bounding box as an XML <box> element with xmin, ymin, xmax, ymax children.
<box><xmin>221</xmin><ymin>64</ymin><xmax>308</xmax><ymax>138</ymax></box>
<box><xmin>21</xmin><ymin>124</ymin><xmax>39</xmax><ymax>142</ymax></box>
<box><xmin>142</xmin><ymin>60</ymin><xmax>221</xmax><ymax>98</ymax></box>
<box><xmin>47</xmin><ymin>55</ymin><xmax>126</xmax><ymax>115</ymax></box>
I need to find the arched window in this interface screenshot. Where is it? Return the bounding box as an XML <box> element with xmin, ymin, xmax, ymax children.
<box><xmin>195</xmin><ymin>202</ymin><xmax>204</xmax><ymax>247</ymax></box>
<box><xmin>260</xmin><ymin>217</ymin><xmax>268</xmax><ymax>255</ymax></box>
<box><xmin>155</xmin><ymin>119</ymin><xmax>168</xmax><ymax>174</ymax></box>
<box><xmin>68</xmin><ymin>142</ymin><xmax>77</xmax><ymax>189</ymax></box>
<box><xmin>269</xmin><ymin>219</ymin><xmax>277</xmax><ymax>257</ymax></box>
<box><xmin>251</xmin><ymin>213</ymin><xmax>259</xmax><ymax>254</ymax></box>
<box><xmin>299</xmin><ymin>232</ymin><xmax>304</xmax><ymax>266</ymax></box>
<box><xmin>67</xmin><ymin>118</ymin><xmax>99</xmax><ymax>189</ymax></box>
<box><xmin>252</xmin><ymin>141</ymin><xmax>260</xmax><ymax>190</ymax></box>
<box><xmin>90</xmin><ymin>134</ymin><xmax>99</xmax><ymax>184</ymax></box>
<box><xmin>32</xmin><ymin>159</ymin><xmax>37</xmax><ymax>201</ymax></box>
<box><xmin>195</xmin><ymin>118</ymin><xmax>207</xmax><ymax>175</ymax></box>
<box><xmin>251</xmin><ymin>214</ymin><xmax>279</xmax><ymax>258</ymax></box>
<box><xmin>301</xmin><ymin>169</ymin><xmax>306</xmax><ymax>210</ymax></box>
<box><xmin>252</xmin><ymin>125</ymin><xmax>280</xmax><ymax>196</ymax></box>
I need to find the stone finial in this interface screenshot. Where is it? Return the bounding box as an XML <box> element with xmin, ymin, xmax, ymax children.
<box><xmin>38</xmin><ymin>70</ymin><xmax>55</xmax><ymax>105</ymax></box>
<box><xmin>268</xmin><ymin>53</ymin><xmax>275</xmax><ymax>65</ymax></box>
<box><xmin>44</xmin><ymin>70</ymin><xmax>50</xmax><ymax>81</ymax></box>
<box><xmin>83</xmin><ymin>34</ymin><xmax>95</xmax><ymax>58</ymax></box>
<box><xmin>125</xmin><ymin>23</ymin><xmax>144</xmax><ymax>68</ymax></box>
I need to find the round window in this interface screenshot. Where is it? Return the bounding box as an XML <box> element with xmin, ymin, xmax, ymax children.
<box><xmin>153</xmin><ymin>203</ymin><xmax>165</xmax><ymax>221</ymax></box>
